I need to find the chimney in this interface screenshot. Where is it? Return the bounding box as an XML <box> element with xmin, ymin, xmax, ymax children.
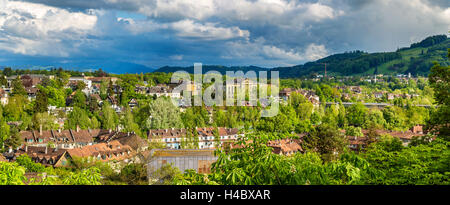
<box><xmin>40</xmin><ymin>124</ymin><xmax>43</xmax><ymax>136</ymax></box>
<box><xmin>45</xmin><ymin>146</ymin><xmax>48</xmax><ymax>154</ymax></box>
<box><xmin>25</xmin><ymin>146</ymin><xmax>28</xmax><ymax>153</ymax></box>
<box><xmin>76</xmin><ymin>124</ymin><xmax>80</xmax><ymax>132</ymax></box>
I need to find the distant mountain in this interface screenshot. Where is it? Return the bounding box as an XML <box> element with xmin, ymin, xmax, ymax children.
<box><xmin>271</xmin><ymin>35</ymin><xmax>450</xmax><ymax>78</ymax></box>
<box><xmin>152</xmin><ymin>35</ymin><xmax>449</xmax><ymax>78</ymax></box>
<box><xmin>153</xmin><ymin>65</ymin><xmax>269</xmax><ymax>75</ymax></box>
<box><xmin>1</xmin><ymin>61</ymin><xmax>155</xmax><ymax>74</ymax></box>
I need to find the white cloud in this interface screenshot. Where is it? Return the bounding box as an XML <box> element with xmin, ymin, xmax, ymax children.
<box><xmin>223</xmin><ymin>38</ymin><xmax>328</xmax><ymax>66</ymax></box>
<box><xmin>170</xmin><ymin>19</ymin><xmax>249</xmax><ymax>40</ymax></box>
<box><xmin>170</xmin><ymin>54</ymin><xmax>183</xmax><ymax>60</ymax></box>
<box><xmin>303</xmin><ymin>43</ymin><xmax>328</xmax><ymax>61</ymax></box>
<box><xmin>0</xmin><ymin>0</ymin><xmax>97</xmax><ymax>56</ymax></box>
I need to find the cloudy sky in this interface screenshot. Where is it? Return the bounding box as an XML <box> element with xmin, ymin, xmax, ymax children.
<box><xmin>0</xmin><ymin>0</ymin><xmax>449</xmax><ymax>72</ymax></box>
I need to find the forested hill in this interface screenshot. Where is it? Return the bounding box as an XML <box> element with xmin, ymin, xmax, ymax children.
<box><xmin>152</xmin><ymin>35</ymin><xmax>449</xmax><ymax>78</ymax></box>
<box><xmin>272</xmin><ymin>35</ymin><xmax>449</xmax><ymax>78</ymax></box>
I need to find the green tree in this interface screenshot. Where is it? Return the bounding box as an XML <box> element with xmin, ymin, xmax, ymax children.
<box><xmin>34</xmin><ymin>89</ymin><xmax>48</xmax><ymax>113</ymax></box>
<box><xmin>16</xmin><ymin>154</ymin><xmax>45</xmax><ymax>173</ymax></box>
<box><xmin>66</xmin><ymin>107</ymin><xmax>91</xmax><ymax>129</ymax></box>
<box><xmin>346</xmin><ymin>102</ymin><xmax>368</xmax><ymax>127</ymax></box>
<box><xmin>427</xmin><ymin>50</ymin><xmax>450</xmax><ymax>140</ymax></box>
<box><xmin>62</xmin><ymin>167</ymin><xmax>102</xmax><ymax>185</ymax></box>
<box><xmin>100</xmin><ymin>102</ymin><xmax>119</xmax><ymax>130</ymax></box>
<box><xmin>0</xmin><ymin>162</ymin><xmax>26</xmax><ymax>185</ymax></box>
<box><xmin>32</xmin><ymin>112</ymin><xmax>59</xmax><ymax>131</ymax></box>
<box><xmin>72</xmin><ymin>91</ymin><xmax>86</xmax><ymax>109</ymax></box>
<box><xmin>4</xmin><ymin>126</ymin><xmax>22</xmax><ymax>149</ymax></box>
<box><xmin>121</xmin><ymin>106</ymin><xmax>141</xmax><ymax>137</ymax></box>
<box><xmin>11</xmin><ymin>76</ymin><xmax>26</xmax><ymax>96</ymax></box>
<box><xmin>304</xmin><ymin>123</ymin><xmax>348</xmax><ymax>161</ymax></box>
<box><xmin>145</xmin><ymin>97</ymin><xmax>184</xmax><ymax>129</ymax></box>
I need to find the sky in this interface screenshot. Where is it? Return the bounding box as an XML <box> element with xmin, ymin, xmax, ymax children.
<box><xmin>0</xmin><ymin>0</ymin><xmax>449</xmax><ymax>73</ymax></box>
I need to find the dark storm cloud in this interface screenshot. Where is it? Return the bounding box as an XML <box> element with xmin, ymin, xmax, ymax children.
<box><xmin>1</xmin><ymin>0</ymin><xmax>449</xmax><ymax>70</ymax></box>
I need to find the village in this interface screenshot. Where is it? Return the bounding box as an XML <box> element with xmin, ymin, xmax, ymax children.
<box><xmin>0</xmin><ymin>71</ymin><xmax>431</xmax><ymax>184</ymax></box>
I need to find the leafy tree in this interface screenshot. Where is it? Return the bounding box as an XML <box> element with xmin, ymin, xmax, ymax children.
<box><xmin>76</xmin><ymin>81</ymin><xmax>86</xmax><ymax>91</ymax></box>
<box><xmin>119</xmin><ymin>163</ymin><xmax>148</xmax><ymax>185</ymax></box>
<box><xmin>66</xmin><ymin>107</ymin><xmax>92</xmax><ymax>129</ymax></box>
<box><xmin>346</xmin><ymin>102</ymin><xmax>368</xmax><ymax>127</ymax></box>
<box><xmin>100</xmin><ymin>102</ymin><xmax>119</xmax><ymax>130</ymax></box>
<box><xmin>32</xmin><ymin>112</ymin><xmax>59</xmax><ymax>130</ymax></box>
<box><xmin>382</xmin><ymin>106</ymin><xmax>407</xmax><ymax>130</ymax></box>
<box><xmin>16</xmin><ymin>154</ymin><xmax>46</xmax><ymax>173</ymax></box>
<box><xmin>363</xmin><ymin>137</ymin><xmax>449</xmax><ymax>185</ymax></box>
<box><xmin>3</xmin><ymin>95</ymin><xmax>28</xmax><ymax>122</ymax></box>
<box><xmin>145</xmin><ymin>97</ymin><xmax>184</xmax><ymax>129</ymax></box>
<box><xmin>62</xmin><ymin>167</ymin><xmax>102</xmax><ymax>185</ymax></box>
<box><xmin>0</xmin><ymin>162</ymin><xmax>26</xmax><ymax>185</ymax></box>
<box><xmin>427</xmin><ymin>50</ymin><xmax>450</xmax><ymax>140</ymax></box>
<box><xmin>346</xmin><ymin>126</ymin><xmax>363</xmax><ymax>137</ymax></box>
<box><xmin>11</xmin><ymin>76</ymin><xmax>26</xmax><ymax>96</ymax></box>
<box><xmin>121</xmin><ymin>106</ymin><xmax>141</xmax><ymax>137</ymax></box>
<box><xmin>34</xmin><ymin>89</ymin><xmax>48</xmax><ymax>113</ymax></box>
<box><xmin>304</xmin><ymin>123</ymin><xmax>348</xmax><ymax>161</ymax></box>
<box><xmin>72</xmin><ymin>91</ymin><xmax>87</xmax><ymax>109</ymax></box>
<box><xmin>0</xmin><ymin>106</ymin><xmax>10</xmax><ymax>150</ymax></box>
<box><xmin>4</xmin><ymin>126</ymin><xmax>22</xmax><ymax>150</ymax></box>
<box><xmin>2</xmin><ymin>67</ymin><xmax>13</xmax><ymax>77</ymax></box>
<box><xmin>257</xmin><ymin>105</ymin><xmax>298</xmax><ymax>133</ymax></box>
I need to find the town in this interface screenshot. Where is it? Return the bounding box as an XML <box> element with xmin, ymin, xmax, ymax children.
<box><xmin>0</xmin><ymin>64</ymin><xmax>444</xmax><ymax>185</ymax></box>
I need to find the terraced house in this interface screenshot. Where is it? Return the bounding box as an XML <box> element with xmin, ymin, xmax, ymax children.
<box><xmin>148</xmin><ymin>127</ymin><xmax>242</xmax><ymax>149</ymax></box>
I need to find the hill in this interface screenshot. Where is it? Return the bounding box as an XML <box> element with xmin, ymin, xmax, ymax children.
<box><xmin>152</xmin><ymin>35</ymin><xmax>449</xmax><ymax>78</ymax></box>
<box><xmin>272</xmin><ymin>35</ymin><xmax>450</xmax><ymax>78</ymax></box>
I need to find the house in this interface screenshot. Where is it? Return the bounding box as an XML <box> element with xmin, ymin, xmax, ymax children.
<box><xmin>347</xmin><ymin>136</ymin><xmax>368</xmax><ymax>151</ymax></box>
<box><xmin>230</xmin><ymin>138</ymin><xmax>303</xmax><ymax>156</ymax></box>
<box><xmin>84</xmin><ymin>76</ymin><xmax>119</xmax><ymax>84</ymax></box>
<box><xmin>67</xmin><ymin>140</ymin><xmax>134</xmax><ymax>163</ymax></box>
<box><xmin>373</xmin><ymin>92</ymin><xmax>384</xmax><ymax>99</ymax></box>
<box><xmin>3</xmin><ymin>145</ymin><xmax>71</xmax><ymax>167</ymax></box>
<box><xmin>148</xmin><ymin>86</ymin><xmax>180</xmax><ymax>98</ymax></box>
<box><xmin>267</xmin><ymin>139</ymin><xmax>303</xmax><ymax>156</ymax></box>
<box><xmin>148</xmin><ymin>127</ymin><xmax>241</xmax><ymax>149</ymax></box>
<box><xmin>280</xmin><ymin>88</ymin><xmax>295</xmax><ymax>100</ymax></box>
<box><xmin>411</xmin><ymin>125</ymin><xmax>424</xmax><ymax>134</ymax></box>
<box><xmin>279</xmin><ymin>88</ymin><xmax>320</xmax><ymax>106</ymax></box>
<box><xmin>20</xmin><ymin>127</ymin><xmax>100</xmax><ymax>149</ymax></box>
<box><xmin>349</xmin><ymin>86</ymin><xmax>362</xmax><ymax>94</ymax></box>
<box><xmin>128</xmin><ymin>98</ymin><xmax>138</xmax><ymax>109</ymax></box>
<box><xmin>0</xmin><ymin>88</ymin><xmax>8</xmax><ymax>105</ymax></box>
<box><xmin>97</xmin><ymin>131</ymin><xmax>148</xmax><ymax>152</ymax></box>
<box><xmin>25</xmin><ymin>87</ymin><xmax>38</xmax><ymax>100</ymax></box>
<box><xmin>387</xmin><ymin>93</ymin><xmax>395</xmax><ymax>100</ymax></box>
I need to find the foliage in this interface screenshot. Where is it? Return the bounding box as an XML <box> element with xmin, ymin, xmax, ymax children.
<box><xmin>427</xmin><ymin>49</ymin><xmax>450</xmax><ymax>140</ymax></box>
<box><xmin>145</xmin><ymin>97</ymin><xmax>184</xmax><ymax>129</ymax></box>
<box><xmin>0</xmin><ymin>162</ymin><xmax>26</xmax><ymax>185</ymax></box>
<box><xmin>61</xmin><ymin>167</ymin><xmax>102</xmax><ymax>185</ymax></box>
<box><xmin>15</xmin><ymin>154</ymin><xmax>46</xmax><ymax>173</ymax></box>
